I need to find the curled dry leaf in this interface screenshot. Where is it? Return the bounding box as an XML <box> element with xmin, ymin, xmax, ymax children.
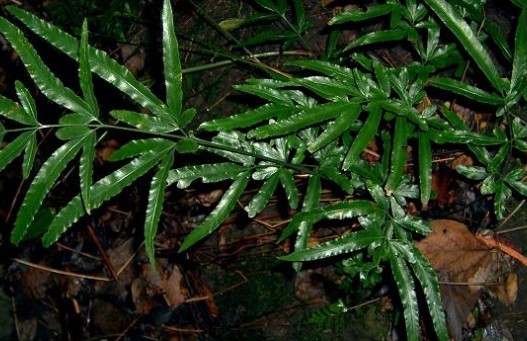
<box><xmin>416</xmin><ymin>219</ymin><xmax>518</xmax><ymax>340</ymax></box>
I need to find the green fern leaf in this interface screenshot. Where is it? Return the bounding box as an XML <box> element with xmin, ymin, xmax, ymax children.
<box><xmin>6</xmin><ymin>6</ymin><xmax>174</xmax><ymax>122</ymax></box>
<box><xmin>423</xmin><ymin>0</ymin><xmax>504</xmax><ymax>91</ymax></box>
<box><xmin>279</xmin><ymin>200</ymin><xmax>378</xmax><ymax>242</ymax></box>
<box><xmin>14</xmin><ymin>81</ymin><xmax>38</xmax><ymax>125</ymax></box>
<box><xmin>385</xmin><ymin>117</ymin><xmax>408</xmax><ymax>193</ymax></box>
<box><xmin>285</xmin><ymin>60</ymin><xmax>355</xmax><ymax>84</ymax></box>
<box><xmin>388</xmin><ymin>245</ymin><xmax>420</xmax><ymax>341</ymax></box>
<box><xmin>56</xmin><ymin>113</ymin><xmax>93</xmax><ymax>140</ymax></box>
<box><xmin>427</xmin><ymin>77</ymin><xmax>504</xmax><ymax>105</ymax></box>
<box><xmin>206</xmin><ymin>131</ymin><xmax>255</xmax><ymax>165</ymax></box>
<box><xmin>162</xmin><ymin>0</ymin><xmax>183</xmax><ymax>119</ymax></box>
<box><xmin>42</xmin><ymin>146</ymin><xmax>174</xmax><ymax>246</ymax></box>
<box><xmin>409</xmin><ymin>245</ymin><xmax>449</xmax><ymax>341</ymax></box>
<box><xmin>22</xmin><ymin>133</ymin><xmax>37</xmax><ymax>179</ymax></box>
<box><xmin>509</xmin><ymin>9</ymin><xmax>527</xmax><ymax>101</ymax></box>
<box><xmin>290</xmin><ymin>76</ymin><xmax>356</xmax><ymax>100</ymax></box>
<box><xmin>381</xmin><ymin>100</ymin><xmax>428</xmax><ymax>131</ymax></box>
<box><xmin>329</xmin><ymin>4</ymin><xmax>395</xmax><ymax>24</ymax></box>
<box><xmin>110</xmin><ymin>110</ymin><xmax>175</xmax><ymax>133</ymax></box>
<box><xmin>199</xmin><ymin>103</ymin><xmax>297</xmax><ymax>131</ymax></box>
<box><xmin>418</xmin><ymin>132</ymin><xmax>432</xmax><ymax>207</ymax></box>
<box><xmin>145</xmin><ymin>151</ymin><xmax>174</xmax><ymax>267</ymax></box>
<box><xmin>279</xmin><ymin>168</ymin><xmax>299</xmax><ymax>209</ymax></box>
<box><xmin>108</xmin><ymin>138</ymin><xmax>175</xmax><ymax>161</ymax></box>
<box><xmin>0</xmin><ymin>131</ymin><xmax>33</xmax><ymax>174</ymax></box>
<box><xmin>0</xmin><ymin>94</ymin><xmax>33</xmax><ymax>125</ymax></box>
<box><xmin>248</xmin><ymin>101</ymin><xmax>354</xmax><ymax>139</ymax></box>
<box><xmin>395</xmin><ymin>215</ymin><xmax>432</xmax><ymax>235</ymax></box>
<box><xmin>245</xmin><ymin>172</ymin><xmax>280</xmax><ymax>218</ymax></box>
<box><xmin>167</xmin><ymin>163</ymin><xmax>246</xmax><ymax>188</ymax></box>
<box><xmin>343</xmin><ymin>106</ymin><xmax>382</xmax><ymax>169</ymax></box>
<box><xmin>12</xmin><ymin>135</ymin><xmax>88</xmax><ymax>244</ymax></box>
<box><xmin>178</xmin><ymin>171</ymin><xmax>250</xmax><ymax>252</ymax></box>
<box><xmin>79</xmin><ymin>131</ymin><xmax>96</xmax><ymax>212</ymax></box>
<box><xmin>308</xmin><ymin>103</ymin><xmax>361</xmax><ymax>153</ymax></box>
<box><xmin>293</xmin><ymin>175</ymin><xmax>321</xmax><ymax>271</ymax></box>
<box><xmin>343</xmin><ymin>29</ymin><xmax>409</xmax><ymax>52</ymax></box>
<box><xmin>280</xmin><ymin>227</ymin><xmax>383</xmax><ymax>261</ymax></box>
<box><xmin>234</xmin><ymin>83</ymin><xmax>294</xmax><ymax>106</ymax></box>
<box><xmin>79</xmin><ymin>20</ymin><xmax>98</xmax><ymax>117</ymax></box>
<box><xmin>0</xmin><ymin>16</ymin><xmax>91</xmax><ymax>116</ymax></box>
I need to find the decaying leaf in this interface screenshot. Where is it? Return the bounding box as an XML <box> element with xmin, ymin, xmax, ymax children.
<box><xmin>416</xmin><ymin>219</ymin><xmax>517</xmax><ymax>340</ymax></box>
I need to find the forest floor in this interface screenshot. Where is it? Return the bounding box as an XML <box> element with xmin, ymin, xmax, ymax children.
<box><xmin>0</xmin><ymin>0</ymin><xmax>526</xmax><ymax>340</ymax></box>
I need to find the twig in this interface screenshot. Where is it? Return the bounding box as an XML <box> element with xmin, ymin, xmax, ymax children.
<box><xmin>185</xmin><ymin>270</ymin><xmax>248</xmax><ymax>303</ymax></box>
<box><xmin>497</xmin><ymin>224</ymin><xmax>527</xmax><ymax>235</ymax></box>
<box><xmin>116</xmin><ymin>241</ymin><xmax>144</xmax><ymax>277</ymax></box>
<box><xmin>163</xmin><ymin>326</ymin><xmax>204</xmax><ymax>333</ymax></box>
<box><xmin>11</xmin><ymin>295</ymin><xmax>21</xmax><ymax>341</ymax></box>
<box><xmin>56</xmin><ymin>243</ymin><xmax>101</xmax><ymax>260</ymax></box>
<box><xmin>87</xmin><ymin>225</ymin><xmax>119</xmax><ymax>281</ymax></box>
<box><xmin>12</xmin><ymin>258</ymin><xmax>111</xmax><ymax>281</ymax></box>
<box><xmin>498</xmin><ymin>199</ymin><xmax>525</xmax><ymax>228</ymax></box>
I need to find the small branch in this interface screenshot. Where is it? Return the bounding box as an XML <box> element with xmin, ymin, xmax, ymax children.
<box><xmin>12</xmin><ymin>258</ymin><xmax>111</xmax><ymax>281</ymax></box>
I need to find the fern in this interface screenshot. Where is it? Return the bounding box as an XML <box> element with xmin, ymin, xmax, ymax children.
<box><xmin>1</xmin><ymin>0</ymin><xmax>526</xmax><ymax>339</ymax></box>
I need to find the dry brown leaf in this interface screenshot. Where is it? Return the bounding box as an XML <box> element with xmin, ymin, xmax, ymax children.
<box><xmin>416</xmin><ymin>219</ymin><xmax>516</xmax><ymax>340</ymax></box>
<box><xmin>162</xmin><ymin>265</ymin><xmax>186</xmax><ymax>308</ymax></box>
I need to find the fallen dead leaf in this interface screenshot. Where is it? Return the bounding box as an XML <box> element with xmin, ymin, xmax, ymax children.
<box><xmin>416</xmin><ymin>219</ymin><xmax>517</xmax><ymax>340</ymax></box>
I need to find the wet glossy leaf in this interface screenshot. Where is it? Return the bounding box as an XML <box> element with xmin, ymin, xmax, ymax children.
<box><xmin>280</xmin><ymin>228</ymin><xmax>383</xmax><ymax>261</ymax></box>
<box><xmin>456</xmin><ymin>165</ymin><xmax>488</xmax><ymax>180</ymax></box>
<box><xmin>6</xmin><ymin>6</ymin><xmax>173</xmax><ymax>120</ymax></box>
<box><xmin>200</xmin><ymin>104</ymin><xmax>296</xmax><ymax>131</ymax></box>
<box><xmin>14</xmin><ymin>81</ymin><xmax>38</xmax><ymax>125</ymax></box>
<box><xmin>408</xmin><ymin>245</ymin><xmax>448</xmax><ymax>341</ymax></box>
<box><xmin>248</xmin><ymin>101</ymin><xmax>353</xmax><ymax>139</ymax></box>
<box><xmin>279</xmin><ymin>200</ymin><xmax>378</xmax><ymax>242</ymax></box>
<box><xmin>385</xmin><ymin>117</ymin><xmax>408</xmax><ymax>194</ymax></box>
<box><xmin>292</xmin><ymin>175</ymin><xmax>321</xmax><ymax>270</ymax></box>
<box><xmin>110</xmin><ymin>110</ymin><xmax>176</xmax><ymax>134</ymax></box>
<box><xmin>488</xmin><ymin>143</ymin><xmax>510</xmax><ymax>173</ymax></box>
<box><xmin>509</xmin><ymin>8</ymin><xmax>527</xmax><ymax>101</ymax></box>
<box><xmin>344</xmin><ymin>29</ymin><xmax>409</xmax><ymax>52</ymax></box>
<box><xmin>427</xmin><ymin>77</ymin><xmax>504</xmax><ymax>105</ymax></box>
<box><xmin>145</xmin><ymin>151</ymin><xmax>174</xmax><ymax>266</ymax></box>
<box><xmin>308</xmin><ymin>103</ymin><xmax>361</xmax><ymax>152</ymax></box>
<box><xmin>0</xmin><ymin>131</ymin><xmax>33</xmax><ymax>174</ymax></box>
<box><xmin>343</xmin><ymin>107</ymin><xmax>382</xmax><ymax>169</ymax></box>
<box><xmin>389</xmin><ymin>245</ymin><xmax>419</xmax><ymax>341</ymax></box>
<box><xmin>279</xmin><ymin>168</ymin><xmax>299</xmax><ymax>209</ymax></box>
<box><xmin>22</xmin><ymin>133</ymin><xmax>37</xmax><ymax>179</ymax></box>
<box><xmin>494</xmin><ymin>182</ymin><xmax>511</xmax><ymax>220</ymax></box>
<box><xmin>167</xmin><ymin>163</ymin><xmax>246</xmax><ymax>188</ymax></box>
<box><xmin>79</xmin><ymin>20</ymin><xmax>98</xmax><ymax>117</ymax></box>
<box><xmin>162</xmin><ymin>0</ymin><xmax>182</xmax><ymax>119</ymax></box>
<box><xmin>174</xmin><ymin>138</ymin><xmax>199</xmax><ymax>153</ymax></box>
<box><xmin>285</xmin><ymin>60</ymin><xmax>355</xmax><ymax>83</ymax></box>
<box><xmin>0</xmin><ymin>94</ymin><xmax>32</xmax><ymax>125</ymax></box>
<box><xmin>179</xmin><ymin>172</ymin><xmax>250</xmax><ymax>252</ymax></box>
<box><xmin>0</xmin><ymin>16</ymin><xmax>91</xmax><ymax>116</ymax></box>
<box><xmin>329</xmin><ymin>4</ymin><xmax>396</xmax><ymax>25</ymax></box>
<box><xmin>56</xmin><ymin>113</ymin><xmax>92</xmax><ymax>140</ymax></box>
<box><xmin>423</xmin><ymin>0</ymin><xmax>504</xmax><ymax>91</ymax></box>
<box><xmin>12</xmin><ymin>136</ymin><xmax>88</xmax><ymax>244</ymax></box>
<box><xmin>108</xmin><ymin>138</ymin><xmax>175</xmax><ymax>161</ymax></box>
<box><xmin>79</xmin><ymin>131</ymin><xmax>95</xmax><ymax>213</ymax></box>
<box><xmin>418</xmin><ymin>132</ymin><xmax>432</xmax><ymax>207</ymax></box>
<box><xmin>42</xmin><ymin>146</ymin><xmax>174</xmax><ymax>246</ymax></box>
<box><xmin>245</xmin><ymin>172</ymin><xmax>280</xmax><ymax>218</ymax></box>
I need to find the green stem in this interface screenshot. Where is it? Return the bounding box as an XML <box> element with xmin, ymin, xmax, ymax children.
<box><xmin>182</xmin><ymin>50</ymin><xmax>309</xmax><ymax>74</ymax></box>
<box><xmin>6</xmin><ymin>123</ymin><xmax>320</xmax><ymax>176</ymax></box>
